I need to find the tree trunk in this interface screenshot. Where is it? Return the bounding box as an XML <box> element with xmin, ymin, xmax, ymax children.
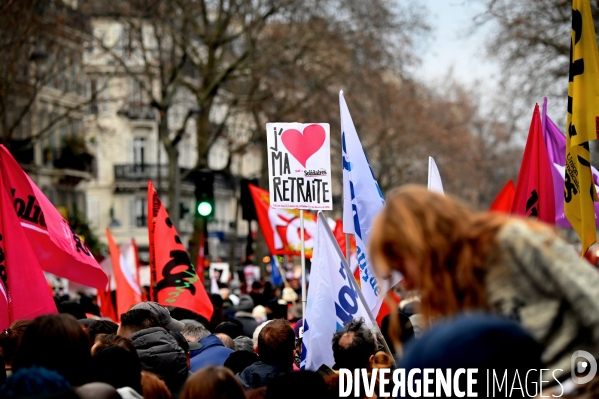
<box><xmin>166</xmin><ymin>144</ymin><xmax>181</xmax><ymax>230</ymax></box>
<box><xmin>158</xmin><ymin>109</ymin><xmax>181</xmax><ymax>229</ymax></box>
<box><xmin>228</xmin><ymin>190</ymin><xmax>240</xmax><ymax>279</ymax></box>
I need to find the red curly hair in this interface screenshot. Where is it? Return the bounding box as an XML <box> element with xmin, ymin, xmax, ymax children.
<box><xmin>369</xmin><ymin>185</ymin><xmax>551</xmax><ymax>322</ymax></box>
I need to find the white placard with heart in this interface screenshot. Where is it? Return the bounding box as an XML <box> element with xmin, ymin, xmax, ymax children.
<box><xmin>266</xmin><ymin>123</ymin><xmax>332</xmax><ymax>210</ymax></box>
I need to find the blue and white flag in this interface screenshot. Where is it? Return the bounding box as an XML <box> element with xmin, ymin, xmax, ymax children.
<box><xmin>428</xmin><ymin>156</ymin><xmax>444</xmax><ymax>195</ymax></box>
<box><xmin>301</xmin><ymin>212</ymin><xmax>372</xmax><ymax>371</ymax></box>
<box><xmin>270</xmin><ymin>256</ymin><xmax>284</xmax><ymax>286</ymax></box>
<box><xmin>340</xmin><ymin>90</ymin><xmax>401</xmax><ymax>315</ymax></box>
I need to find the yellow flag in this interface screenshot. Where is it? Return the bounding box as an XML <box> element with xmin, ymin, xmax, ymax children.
<box><xmin>565</xmin><ymin>0</ymin><xmax>599</xmax><ymax>254</ymax></box>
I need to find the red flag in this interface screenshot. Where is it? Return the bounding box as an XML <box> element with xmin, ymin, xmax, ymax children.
<box><xmin>0</xmin><ymin>170</ymin><xmax>56</xmax><ymax>329</ymax></box>
<box><xmin>490</xmin><ymin>180</ymin><xmax>516</xmax><ymax>213</ymax></box>
<box><xmin>0</xmin><ymin>145</ymin><xmax>107</xmax><ymax>289</ymax></box>
<box><xmin>106</xmin><ymin>229</ymin><xmax>142</xmax><ymax>319</ymax></box>
<box><xmin>376</xmin><ymin>290</ymin><xmax>400</xmax><ymax>327</ymax></box>
<box><xmin>148</xmin><ymin>181</ymin><xmax>213</xmax><ymax>320</ymax></box>
<box><xmin>97</xmin><ymin>276</ymin><xmax>117</xmax><ymax>321</ymax></box>
<box><xmin>248</xmin><ymin>184</ymin><xmax>317</xmax><ymax>258</ymax></box>
<box><xmin>511</xmin><ymin>104</ymin><xmax>556</xmax><ymax>224</ymax></box>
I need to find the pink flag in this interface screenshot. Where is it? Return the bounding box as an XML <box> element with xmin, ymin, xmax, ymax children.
<box><xmin>0</xmin><ymin>170</ymin><xmax>57</xmax><ymax>330</ymax></box>
<box><xmin>0</xmin><ymin>146</ymin><xmax>107</xmax><ymax>289</ymax></box>
<box><xmin>511</xmin><ymin>104</ymin><xmax>556</xmax><ymax>224</ymax></box>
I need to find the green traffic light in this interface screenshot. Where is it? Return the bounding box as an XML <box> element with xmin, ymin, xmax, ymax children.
<box><xmin>198</xmin><ymin>201</ymin><xmax>212</xmax><ymax>216</ymax></box>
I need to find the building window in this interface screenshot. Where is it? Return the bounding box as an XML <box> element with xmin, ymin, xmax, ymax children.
<box><xmin>132</xmin><ymin>137</ymin><xmax>147</xmax><ymax>167</ymax></box>
<box><xmin>131</xmin><ymin>197</ymin><xmax>147</xmax><ymax>227</ymax></box>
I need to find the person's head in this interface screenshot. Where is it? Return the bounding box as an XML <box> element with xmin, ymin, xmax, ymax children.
<box><xmin>91</xmin><ymin>333</ymin><xmax>137</xmax><ymax>356</ymax></box>
<box><xmin>0</xmin><ymin>319</ymin><xmax>32</xmax><ymax>365</ymax></box>
<box><xmin>13</xmin><ymin>313</ymin><xmax>92</xmax><ymax>386</ymax></box>
<box><xmin>253</xmin><ymin>320</ymin><xmax>272</xmax><ymax>349</ymax></box>
<box><xmin>141</xmin><ymin>371</ymin><xmax>172</xmax><ymax>399</ymax></box>
<box><xmin>85</xmin><ymin>320</ymin><xmax>118</xmax><ymax>343</ymax></box>
<box><xmin>251</xmin><ymin>281</ymin><xmax>262</xmax><ymax>293</ymax></box>
<box><xmin>214</xmin><ymin>321</ymin><xmax>243</xmax><ymax>339</ymax></box>
<box><xmin>215</xmin><ymin>333</ymin><xmax>235</xmax><ymax>350</ymax></box>
<box><xmin>168</xmin><ymin>330</ymin><xmax>201</xmax><ymax>370</ymax></box>
<box><xmin>181</xmin><ymin>366</ymin><xmax>245</xmax><ymax>399</ymax></box>
<box><xmin>223</xmin><ymin>351</ymin><xmax>259</xmax><ymax>375</ymax></box>
<box><xmin>75</xmin><ymin>382</ymin><xmax>121</xmax><ymax>399</ymax></box>
<box><xmin>181</xmin><ymin>323</ymin><xmax>210</xmax><ymax>343</ymax></box>
<box><xmin>91</xmin><ymin>345</ymin><xmax>142</xmax><ymax>394</ymax></box>
<box><xmin>369</xmin><ymin>185</ymin><xmax>520</xmax><ymax>320</ymax></box>
<box><xmin>400</xmin><ymin>313</ymin><xmax>544</xmax><ymax>397</ymax></box>
<box><xmin>117</xmin><ymin>309</ymin><xmax>161</xmax><ymax>337</ymax></box>
<box><xmin>371</xmin><ymin>351</ymin><xmax>394</xmax><ymax>369</ymax></box>
<box><xmin>233</xmin><ymin>335</ymin><xmax>254</xmax><ymax>352</ymax></box>
<box><xmin>0</xmin><ymin>365</ymin><xmax>78</xmax><ymax>399</ymax></box>
<box><xmin>179</xmin><ymin>319</ymin><xmax>203</xmax><ymax>328</ymax></box>
<box><xmin>257</xmin><ymin>319</ymin><xmax>295</xmax><ymax>367</ymax></box>
<box><xmin>130</xmin><ymin>302</ymin><xmax>185</xmax><ymax>332</ymax></box>
<box><xmin>332</xmin><ymin>318</ymin><xmax>376</xmax><ymax>370</ymax></box>
<box><xmin>236</xmin><ymin>295</ymin><xmax>255</xmax><ymax>313</ymax></box>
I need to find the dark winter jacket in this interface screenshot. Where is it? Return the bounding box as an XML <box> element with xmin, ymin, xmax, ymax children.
<box><xmin>189</xmin><ymin>334</ymin><xmax>234</xmax><ymax>372</ymax></box>
<box><xmin>130</xmin><ymin>327</ymin><xmax>188</xmax><ymax>397</ymax></box>
<box><xmin>237</xmin><ymin>361</ymin><xmax>292</xmax><ymax>390</ymax></box>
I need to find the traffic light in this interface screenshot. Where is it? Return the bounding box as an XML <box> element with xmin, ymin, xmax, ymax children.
<box><xmin>197</xmin><ymin>201</ymin><xmax>212</xmax><ymax>216</ymax></box>
<box><xmin>194</xmin><ymin>169</ymin><xmax>214</xmax><ymax>218</ymax></box>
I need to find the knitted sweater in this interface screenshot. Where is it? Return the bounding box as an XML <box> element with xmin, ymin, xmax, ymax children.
<box><xmin>485</xmin><ymin>220</ymin><xmax>599</xmax><ymax>380</ymax></box>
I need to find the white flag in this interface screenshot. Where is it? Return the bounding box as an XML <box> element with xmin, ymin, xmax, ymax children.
<box><xmin>301</xmin><ymin>213</ymin><xmax>372</xmax><ymax>371</ymax></box>
<box><xmin>427</xmin><ymin>156</ymin><xmax>444</xmax><ymax>195</ymax></box>
<box><xmin>340</xmin><ymin>90</ymin><xmax>401</xmax><ymax>315</ymax></box>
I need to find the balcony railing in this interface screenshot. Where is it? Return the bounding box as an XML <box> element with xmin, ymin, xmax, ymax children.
<box><xmin>114</xmin><ymin>164</ymin><xmax>194</xmax><ymax>182</ymax></box>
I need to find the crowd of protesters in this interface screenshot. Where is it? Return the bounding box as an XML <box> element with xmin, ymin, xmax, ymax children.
<box><xmin>3</xmin><ymin>186</ymin><xmax>599</xmax><ymax>398</ymax></box>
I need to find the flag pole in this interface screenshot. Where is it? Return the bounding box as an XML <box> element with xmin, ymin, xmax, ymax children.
<box><xmin>322</xmin><ymin>215</ymin><xmax>395</xmax><ymax>365</ymax></box>
<box><xmin>273</xmin><ymin>255</ymin><xmax>288</xmax><ymax>285</ymax></box>
<box><xmin>345</xmin><ymin>233</ymin><xmax>351</xmax><ymax>263</ymax></box>
<box><xmin>300</xmin><ymin>209</ymin><xmax>307</xmax><ymax>328</ymax></box>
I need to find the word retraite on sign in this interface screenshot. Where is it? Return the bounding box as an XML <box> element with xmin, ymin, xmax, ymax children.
<box><xmin>266</xmin><ymin>122</ymin><xmax>333</xmax><ymax>210</ymax></box>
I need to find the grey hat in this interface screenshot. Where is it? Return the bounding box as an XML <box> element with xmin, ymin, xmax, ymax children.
<box><xmin>130</xmin><ymin>301</ymin><xmax>185</xmax><ymax>332</ymax></box>
<box><xmin>236</xmin><ymin>295</ymin><xmax>254</xmax><ymax>313</ymax></box>
<box><xmin>233</xmin><ymin>336</ymin><xmax>254</xmax><ymax>352</ymax></box>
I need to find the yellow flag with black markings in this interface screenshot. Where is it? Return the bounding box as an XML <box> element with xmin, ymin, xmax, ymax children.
<box><xmin>565</xmin><ymin>0</ymin><xmax>599</xmax><ymax>255</ymax></box>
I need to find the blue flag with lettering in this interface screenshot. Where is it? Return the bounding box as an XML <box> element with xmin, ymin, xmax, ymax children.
<box><xmin>301</xmin><ymin>213</ymin><xmax>372</xmax><ymax>371</ymax></box>
<box><xmin>340</xmin><ymin>90</ymin><xmax>401</xmax><ymax>315</ymax></box>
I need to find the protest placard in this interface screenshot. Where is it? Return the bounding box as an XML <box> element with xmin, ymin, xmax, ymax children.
<box><xmin>266</xmin><ymin>123</ymin><xmax>332</xmax><ymax>210</ymax></box>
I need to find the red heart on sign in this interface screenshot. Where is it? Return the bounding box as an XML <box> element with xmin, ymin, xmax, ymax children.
<box><xmin>281</xmin><ymin>124</ymin><xmax>326</xmax><ymax>168</ymax></box>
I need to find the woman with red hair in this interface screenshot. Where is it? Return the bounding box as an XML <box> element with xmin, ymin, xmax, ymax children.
<box><xmin>369</xmin><ymin>185</ymin><xmax>599</xmax><ymax>381</ymax></box>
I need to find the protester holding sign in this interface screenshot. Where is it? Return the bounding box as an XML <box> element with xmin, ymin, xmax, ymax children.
<box><xmin>369</xmin><ymin>185</ymin><xmax>599</xmax><ymax>381</ymax></box>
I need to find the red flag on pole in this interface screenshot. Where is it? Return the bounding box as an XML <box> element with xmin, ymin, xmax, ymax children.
<box><xmin>148</xmin><ymin>181</ymin><xmax>213</xmax><ymax>320</ymax></box>
<box><xmin>106</xmin><ymin>229</ymin><xmax>142</xmax><ymax>319</ymax></box>
<box><xmin>248</xmin><ymin>184</ymin><xmax>317</xmax><ymax>257</ymax></box>
<box><xmin>0</xmin><ymin>145</ymin><xmax>107</xmax><ymax>289</ymax></box>
<box><xmin>97</xmin><ymin>275</ymin><xmax>117</xmax><ymax>321</ymax></box>
<box><xmin>511</xmin><ymin>104</ymin><xmax>556</xmax><ymax>224</ymax></box>
<box><xmin>489</xmin><ymin>180</ymin><xmax>516</xmax><ymax>214</ymax></box>
<box><xmin>0</xmin><ymin>171</ymin><xmax>56</xmax><ymax>329</ymax></box>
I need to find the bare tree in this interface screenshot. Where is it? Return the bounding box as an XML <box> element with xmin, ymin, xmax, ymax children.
<box><xmin>0</xmin><ymin>0</ymin><xmax>98</xmax><ymax>150</ymax></box>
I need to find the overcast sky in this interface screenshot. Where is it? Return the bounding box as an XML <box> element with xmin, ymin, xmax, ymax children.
<box><xmin>414</xmin><ymin>1</ymin><xmax>500</xmax><ymax>105</ymax></box>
